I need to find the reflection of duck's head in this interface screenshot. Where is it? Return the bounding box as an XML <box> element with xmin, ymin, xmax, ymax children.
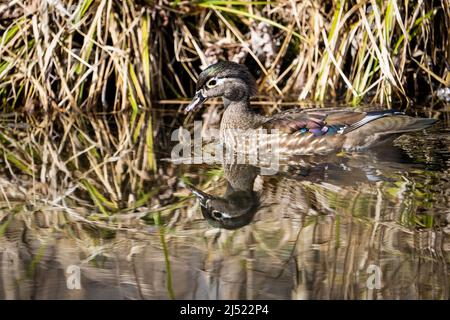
<box><xmin>189</xmin><ymin>185</ymin><xmax>259</xmax><ymax>230</ymax></box>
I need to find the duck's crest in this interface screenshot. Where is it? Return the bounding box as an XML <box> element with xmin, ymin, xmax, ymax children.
<box><xmin>197</xmin><ymin>61</ymin><xmax>257</xmax><ymax>95</ymax></box>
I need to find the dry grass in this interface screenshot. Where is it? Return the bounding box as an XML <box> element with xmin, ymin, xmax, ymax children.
<box><xmin>1</xmin><ymin>1</ymin><xmax>448</xmax><ymax>109</ymax></box>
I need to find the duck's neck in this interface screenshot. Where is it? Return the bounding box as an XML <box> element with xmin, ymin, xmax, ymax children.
<box><xmin>221</xmin><ymin>98</ymin><xmax>264</xmax><ymax>130</ymax></box>
<box><xmin>224</xmin><ymin>164</ymin><xmax>258</xmax><ymax>192</ymax></box>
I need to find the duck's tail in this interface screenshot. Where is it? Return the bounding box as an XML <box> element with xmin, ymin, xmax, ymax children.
<box><xmin>343</xmin><ymin>113</ymin><xmax>437</xmax><ymax>150</ymax></box>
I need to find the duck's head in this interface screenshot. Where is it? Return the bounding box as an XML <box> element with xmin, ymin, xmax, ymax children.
<box><xmin>188</xmin><ymin>184</ymin><xmax>259</xmax><ymax>230</ymax></box>
<box><xmin>185</xmin><ymin>61</ymin><xmax>257</xmax><ymax>112</ymax></box>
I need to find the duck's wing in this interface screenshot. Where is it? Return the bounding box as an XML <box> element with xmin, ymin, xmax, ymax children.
<box><xmin>259</xmin><ymin>108</ymin><xmax>437</xmax><ymax>153</ymax></box>
<box><xmin>260</xmin><ymin>108</ymin><xmax>367</xmax><ymax>135</ymax></box>
<box><xmin>260</xmin><ymin>108</ymin><xmax>434</xmax><ymax>134</ymax></box>
<box><xmin>343</xmin><ymin>112</ymin><xmax>437</xmax><ymax>149</ymax></box>
<box><xmin>257</xmin><ymin>109</ymin><xmax>366</xmax><ymax>155</ymax></box>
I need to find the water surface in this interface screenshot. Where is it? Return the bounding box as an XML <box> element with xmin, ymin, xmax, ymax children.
<box><xmin>0</xmin><ymin>109</ymin><xmax>449</xmax><ymax>300</ymax></box>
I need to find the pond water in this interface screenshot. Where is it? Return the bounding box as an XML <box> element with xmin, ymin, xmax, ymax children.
<box><xmin>0</xmin><ymin>108</ymin><xmax>449</xmax><ymax>299</ymax></box>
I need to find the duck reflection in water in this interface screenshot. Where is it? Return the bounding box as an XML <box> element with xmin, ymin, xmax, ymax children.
<box><xmin>187</xmin><ymin>159</ymin><xmax>349</xmax><ymax>230</ymax></box>
<box><xmin>189</xmin><ymin>164</ymin><xmax>260</xmax><ymax>230</ymax></box>
<box><xmin>189</xmin><ymin>161</ymin><xmax>351</xmax><ymax>230</ymax></box>
<box><xmin>188</xmin><ymin>139</ymin><xmax>445</xmax><ymax>230</ymax></box>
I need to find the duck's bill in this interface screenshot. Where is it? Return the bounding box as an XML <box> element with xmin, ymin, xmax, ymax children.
<box><xmin>185</xmin><ymin>91</ymin><xmax>206</xmax><ymax>113</ymax></box>
<box><xmin>187</xmin><ymin>184</ymin><xmax>212</xmax><ymax>207</ymax></box>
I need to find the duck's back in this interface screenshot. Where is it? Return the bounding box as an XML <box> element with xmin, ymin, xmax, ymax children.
<box><xmin>257</xmin><ymin>108</ymin><xmax>437</xmax><ymax>155</ymax></box>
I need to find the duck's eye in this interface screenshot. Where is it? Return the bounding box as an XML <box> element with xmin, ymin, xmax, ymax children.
<box><xmin>206</xmin><ymin>79</ymin><xmax>217</xmax><ymax>88</ymax></box>
<box><xmin>211</xmin><ymin>210</ymin><xmax>223</xmax><ymax>219</ymax></box>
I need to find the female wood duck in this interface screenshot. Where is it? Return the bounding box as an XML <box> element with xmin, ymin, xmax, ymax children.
<box><xmin>186</xmin><ymin>61</ymin><xmax>437</xmax><ymax>156</ymax></box>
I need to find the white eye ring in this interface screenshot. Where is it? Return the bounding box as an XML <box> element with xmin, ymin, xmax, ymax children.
<box><xmin>206</xmin><ymin>78</ymin><xmax>218</xmax><ymax>88</ymax></box>
<box><xmin>211</xmin><ymin>210</ymin><xmax>223</xmax><ymax>219</ymax></box>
